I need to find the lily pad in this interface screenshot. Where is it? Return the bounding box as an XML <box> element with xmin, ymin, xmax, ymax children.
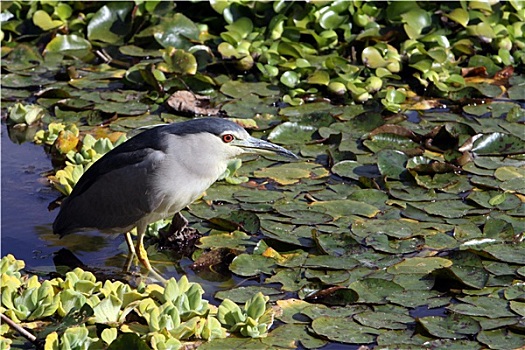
<box><xmin>418</xmin><ymin>314</ymin><xmax>480</xmax><ymax>339</ymax></box>
<box><xmin>387</xmin><ymin>257</ymin><xmax>452</xmax><ymax>275</ymax></box>
<box><xmin>311</xmin><ymin>316</ymin><xmax>379</xmax><ymax>344</ymax></box>
<box><xmin>253</xmin><ymin>162</ymin><xmax>328</xmax><ymax>185</ymax></box>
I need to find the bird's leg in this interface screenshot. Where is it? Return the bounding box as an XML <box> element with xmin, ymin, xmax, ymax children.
<box><xmin>123</xmin><ymin>230</ymin><xmax>138</xmax><ymax>272</ymax></box>
<box><xmin>135</xmin><ymin>225</ymin><xmax>166</xmax><ymax>283</ymax></box>
<box><xmin>125</xmin><ymin>231</ymin><xmax>137</xmax><ymax>256</ymax></box>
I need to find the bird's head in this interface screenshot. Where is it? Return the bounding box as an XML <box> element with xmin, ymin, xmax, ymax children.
<box><xmin>169</xmin><ymin>118</ymin><xmax>298</xmax><ymax>160</ymax></box>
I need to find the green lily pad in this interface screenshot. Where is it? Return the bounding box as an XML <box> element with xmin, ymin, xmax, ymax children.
<box><xmin>387</xmin><ymin>257</ymin><xmax>452</xmax><ymax>274</ymax></box>
<box><xmin>349</xmin><ymin>278</ymin><xmax>404</xmax><ymax>304</ymax></box>
<box><xmin>377</xmin><ymin>149</ymin><xmax>409</xmax><ymax>180</ymax></box>
<box><xmin>419</xmin><ymin>314</ymin><xmax>480</xmax><ymax>339</ymax></box>
<box><xmin>354</xmin><ymin>311</ymin><xmax>414</xmax><ymax>330</ymax></box>
<box><xmin>477</xmin><ymin>329</ymin><xmax>525</xmax><ymax>349</ymax></box>
<box><xmin>311</xmin><ymin>316</ymin><xmax>379</xmax><ymax>344</ymax></box>
<box><xmin>446</xmin><ymin>252</ymin><xmax>489</xmax><ymax>289</ymax></box>
<box><xmin>481</xmin><ymin>244</ymin><xmax>525</xmax><ymax>264</ymax></box>
<box><xmin>267</xmin><ymin>122</ymin><xmax>317</xmax><ymax>146</ymax></box>
<box><xmin>310</xmin><ymin>199</ymin><xmax>380</xmax><ymax>219</ymax></box>
<box><xmin>262</xmin><ymin>323</ymin><xmax>327</xmax><ymax>349</ymax></box>
<box><xmin>448</xmin><ymin>296</ymin><xmax>516</xmax><ymax>318</ymax></box>
<box><xmin>229</xmin><ymin>254</ymin><xmax>275</xmax><ymax>277</ymax></box>
<box><xmin>209</xmin><ymin>210</ymin><xmax>260</xmax><ymax>234</ymax></box>
<box><xmin>215</xmin><ymin>286</ymin><xmax>282</xmax><ymax>303</ymax></box>
<box><xmin>253</xmin><ymin>162</ymin><xmax>328</xmax><ymax>185</ymax></box>
<box><xmin>197</xmin><ymin>230</ymin><xmax>255</xmax><ymax>250</ymax></box>
<box><xmin>470</xmin><ymin>133</ymin><xmax>525</xmax><ymax>156</ymax></box>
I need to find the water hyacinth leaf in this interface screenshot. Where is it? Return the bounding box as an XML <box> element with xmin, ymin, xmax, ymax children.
<box><xmin>93</xmin><ymin>294</ymin><xmax>122</xmax><ymax>324</ymax></box>
<box><xmin>153</xmin><ymin>13</ymin><xmax>200</xmax><ymax>50</ymax></box>
<box><xmin>311</xmin><ymin>317</ymin><xmax>378</xmax><ymax>344</ymax></box>
<box><xmin>158</xmin><ymin>48</ymin><xmax>197</xmax><ymax>75</ymax></box>
<box><xmin>87</xmin><ymin>2</ymin><xmax>134</xmax><ymax>44</ymax></box>
<box><xmin>362</xmin><ymin>46</ymin><xmax>389</xmax><ymax>69</ymax></box>
<box><xmin>387</xmin><ymin>257</ymin><xmax>452</xmax><ymax>275</ymax></box>
<box><xmin>44</xmin><ymin>34</ymin><xmax>92</xmax><ymax>58</ymax></box>
<box><xmin>280</xmin><ymin>71</ymin><xmax>300</xmax><ymax>88</ymax></box>
<box><xmin>446</xmin><ymin>8</ymin><xmax>469</xmax><ymax>27</ymax></box>
<box><xmin>307</xmin><ymin>70</ymin><xmax>330</xmax><ymax>85</ymax></box>
<box><xmin>468</xmin><ymin>55</ymin><xmax>501</xmax><ymax>77</ymax></box>
<box><xmin>33</xmin><ymin>10</ymin><xmax>63</xmax><ymax>31</ymax></box>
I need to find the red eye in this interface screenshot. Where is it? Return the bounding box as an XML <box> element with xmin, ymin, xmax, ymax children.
<box><xmin>222</xmin><ymin>134</ymin><xmax>234</xmax><ymax>143</ymax></box>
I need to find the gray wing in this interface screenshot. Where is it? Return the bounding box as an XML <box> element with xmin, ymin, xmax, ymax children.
<box><xmin>53</xmin><ymin>128</ymin><xmax>168</xmax><ymax>236</ymax></box>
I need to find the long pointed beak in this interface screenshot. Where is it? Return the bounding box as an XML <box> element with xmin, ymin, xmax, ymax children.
<box><xmin>235</xmin><ymin>137</ymin><xmax>298</xmax><ymax>159</ymax></box>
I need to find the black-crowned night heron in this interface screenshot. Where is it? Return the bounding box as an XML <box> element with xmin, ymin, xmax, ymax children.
<box><xmin>53</xmin><ymin>117</ymin><xmax>296</xmax><ymax>281</ymax></box>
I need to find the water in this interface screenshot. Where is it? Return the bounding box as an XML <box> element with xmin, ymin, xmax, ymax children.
<box><xmin>1</xmin><ymin>123</ymin><xmax>129</xmax><ymax>274</ymax></box>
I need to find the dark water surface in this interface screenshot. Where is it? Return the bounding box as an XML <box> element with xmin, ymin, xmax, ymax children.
<box><xmin>1</xmin><ymin>123</ymin><xmax>131</xmax><ymax>274</ymax></box>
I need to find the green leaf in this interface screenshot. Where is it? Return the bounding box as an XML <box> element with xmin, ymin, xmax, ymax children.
<box><xmin>349</xmin><ymin>278</ymin><xmax>404</xmax><ymax>304</ymax></box>
<box><xmin>87</xmin><ymin>2</ymin><xmax>134</xmax><ymax>44</ymax></box>
<box><xmin>446</xmin><ymin>8</ymin><xmax>469</xmax><ymax>27</ymax></box>
<box><xmin>93</xmin><ymin>295</ymin><xmax>122</xmax><ymax>324</ymax></box>
<box><xmin>377</xmin><ymin>149</ymin><xmax>408</xmax><ymax>180</ymax></box>
<box><xmin>387</xmin><ymin>257</ymin><xmax>453</xmax><ymax>274</ymax></box>
<box><xmin>419</xmin><ymin>314</ymin><xmax>480</xmax><ymax>339</ymax></box>
<box><xmin>311</xmin><ymin>316</ymin><xmax>378</xmax><ymax>344</ymax></box>
<box><xmin>448</xmin><ymin>296</ymin><xmax>515</xmax><ymax>318</ymax></box>
<box><xmin>230</xmin><ymin>254</ymin><xmax>275</xmax><ymax>277</ymax></box>
<box><xmin>153</xmin><ymin>13</ymin><xmax>200</xmax><ymax>50</ymax></box>
<box><xmin>280</xmin><ymin>71</ymin><xmax>300</xmax><ymax>88</ymax></box>
<box><xmin>107</xmin><ymin>333</ymin><xmax>150</xmax><ymax>350</ymax></box>
<box><xmin>33</xmin><ymin>10</ymin><xmax>63</xmax><ymax>30</ymax></box>
<box><xmin>470</xmin><ymin>133</ymin><xmax>525</xmax><ymax>156</ymax></box>
<box><xmin>477</xmin><ymin>329</ymin><xmax>525</xmax><ymax>350</ymax></box>
<box><xmin>45</xmin><ymin>34</ymin><xmax>92</xmax><ymax>58</ymax></box>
